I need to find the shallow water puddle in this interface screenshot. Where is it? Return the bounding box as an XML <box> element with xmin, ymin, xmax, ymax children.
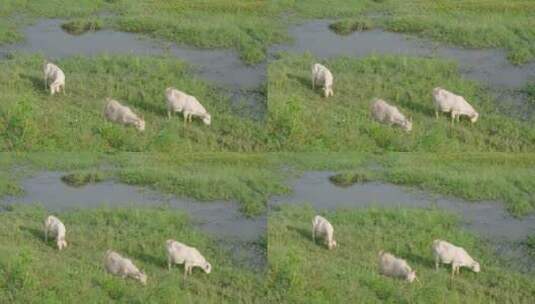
<box><xmin>1</xmin><ymin>171</ymin><xmax>266</xmax><ymax>268</ymax></box>
<box><xmin>272</xmin><ymin>20</ymin><xmax>535</xmax><ymax>91</ymax></box>
<box><xmin>270</xmin><ymin>171</ymin><xmax>535</xmax><ymax>271</ymax></box>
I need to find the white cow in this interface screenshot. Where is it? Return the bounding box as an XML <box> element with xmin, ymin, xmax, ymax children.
<box><xmin>165</xmin><ymin>87</ymin><xmax>211</xmax><ymax>126</ymax></box>
<box><xmin>312</xmin><ymin>63</ymin><xmax>334</xmax><ymax>97</ymax></box>
<box><xmin>432</xmin><ymin>240</ymin><xmax>480</xmax><ymax>278</ymax></box>
<box><xmin>103</xmin><ymin>98</ymin><xmax>145</xmax><ymax>131</ymax></box>
<box><xmin>44</xmin><ymin>215</ymin><xmax>67</xmax><ymax>250</ymax></box>
<box><xmin>104</xmin><ymin>250</ymin><xmax>147</xmax><ymax>285</ymax></box>
<box><xmin>378</xmin><ymin>251</ymin><xmax>418</xmax><ymax>283</ymax></box>
<box><xmin>312</xmin><ymin>215</ymin><xmax>337</xmax><ymax>250</ymax></box>
<box><xmin>433</xmin><ymin>87</ymin><xmax>479</xmax><ymax>124</ymax></box>
<box><xmin>43</xmin><ymin>62</ymin><xmax>66</xmax><ymax>95</ymax></box>
<box><xmin>166</xmin><ymin>240</ymin><xmax>212</xmax><ymax>278</ymax></box>
<box><xmin>371</xmin><ymin>98</ymin><xmax>412</xmax><ymax>132</ymax></box>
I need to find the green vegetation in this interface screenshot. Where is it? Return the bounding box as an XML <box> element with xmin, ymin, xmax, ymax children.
<box><xmin>268</xmin><ymin>205</ymin><xmax>535</xmax><ymax>303</ymax></box>
<box><xmin>526</xmin><ymin>235</ymin><xmax>535</xmax><ymax>257</ymax></box>
<box><xmin>267</xmin><ymin>53</ymin><xmax>535</xmax><ymax>151</ymax></box>
<box><xmin>61</xmin><ymin>171</ymin><xmax>106</xmax><ymax>187</ymax></box>
<box><xmin>0</xmin><ymin>205</ymin><xmax>264</xmax><ymax>303</ymax></box>
<box><xmin>329</xmin><ymin>18</ymin><xmax>374</xmax><ymax>35</ymax></box>
<box><xmin>525</xmin><ymin>83</ymin><xmax>535</xmax><ymax>105</ymax></box>
<box><xmin>61</xmin><ymin>18</ymin><xmax>102</xmax><ymax>35</ymax></box>
<box><xmin>1</xmin><ymin>1</ymin><xmax>534</xmax><ymax>64</ymax></box>
<box><xmin>331</xmin><ymin>153</ymin><xmax>535</xmax><ymax>216</ymax></box>
<box><xmin>1</xmin><ymin>153</ymin><xmax>534</xmax><ymax>216</ymax></box>
<box><xmin>0</xmin><ymin>54</ymin><xmax>267</xmax><ymax>152</ymax></box>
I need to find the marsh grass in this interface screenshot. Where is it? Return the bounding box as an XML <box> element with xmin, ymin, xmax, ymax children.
<box><xmin>61</xmin><ymin>18</ymin><xmax>102</xmax><ymax>35</ymax></box>
<box><xmin>267</xmin><ymin>53</ymin><xmax>535</xmax><ymax>151</ymax></box>
<box><xmin>268</xmin><ymin>205</ymin><xmax>535</xmax><ymax>303</ymax></box>
<box><xmin>61</xmin><ymin>171</ymin><xmax>107</xmax><ymax>187</ymax></box>
<box><xmin>0</xmin><ymin>205</ymin><xmax>265</xmax><ymax>303</ymax></box>
<box><xmin>330</xmin><ymin>153</ymin><xmax>535</xmax><ymax>216</ymax></box>
<box><xmin>0</xmin><ymin>54</ymin><xmax>267</xmax><ymax>152</ymax></box>
<box><xmin>329</xmin><ymin>18</ymin><xmax>374</xmax><ymax>35</ymax></box>
<box><xmin>1</xmin><ymin>1</ymin><xmax>534</xmax><ymax>64</ymax></box>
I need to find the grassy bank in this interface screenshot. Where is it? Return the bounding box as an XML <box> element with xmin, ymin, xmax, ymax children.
<box><xmin>0</xmin><ymin>205</ymin><xmax>265</xmax><ymax>303</ymax></box>
<box><xmin>330</xmin><ymin>153</ymin><xmax>535</xmax><ymax>216</ymax></box>
<box><xmin>267</xmin><ymin>53</ymin><xmax>535</xmax><ymax>151</ymax></box>
<box><xmin>268</xmin><ymin>205</ymin><xmax>535</xmax><ymax>303</ymax></box>
<box><xmin>0</xmin><ymin>54</ymin><xmax>267</xmax><ymax>152</ymax></box>
<box><xmin>1</xmin><ymin>1</ymin><xmax>534</xmax><ymax>64</ymax></box>
<box><xmin>1</xmin><ymin>153</ymin><xmax>534</xmax><ymax>217</ymax></box>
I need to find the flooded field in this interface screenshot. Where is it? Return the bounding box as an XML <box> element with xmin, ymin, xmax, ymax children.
<box><xmin>0</xmin><ymin>19</ymin><xmax>266</xmax><ymax>118</ymax></box>
<box><xmin>272</xmin><ymin>20</ymin><xmax>535</xmax><ymax>91</ymax></box>
<box><xmin>271</xmin><ymin>171</ymin><xmax>535</xmax><ymax>271</ymax></box>
<box><xmin>1</xmin><ymin>171</ymin><xmax>266</xmax><ymax>268</ymax></box>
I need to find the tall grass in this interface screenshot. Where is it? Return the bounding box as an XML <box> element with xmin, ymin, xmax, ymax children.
<box><xmin>268</xmin><ymin>205</ymin><xmax>535</xmax><ymax>303</ymax></box>
<box><xmin>267</xmin><ymin>53</ymin><xmax>535</xmax><ymax>151</ymax></box>
<box><xmin>0</xmin><ymin>54</ymin><xmax>267</xmax><ymax>152</ymax></box>
<box><xmin>0</xmin><ymin>205</ymin><xmax>265</xmax><ymax>303</ymax></box>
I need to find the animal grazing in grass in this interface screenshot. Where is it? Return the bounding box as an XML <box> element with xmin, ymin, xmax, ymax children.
<box><xmin>104</xmin><ymin>250</ymin><xmax>147</xmax><ymax>285</ymax></box>
<box><xmin>103</xmin><ymin>98</ymin><xmax>146</xmax><ymax>132</ymax></box>
<box><xmin>165</xmin><ymin>87</ymin><xmax>211</xmax><ymax>126</ymax></box>
<box><xmin>166</xmin><ymin>239</ymin><xmax>212</xmax><ymax>278</ymax></box>
<box><xmin>43</xmin><ymin>61</ymin><xmax>66</xmax><ymax>95</ymax></box>
<box><xmin>44</xmin><ymin>215</ymin><xmax>68</xmax><ymax>250</ymax></box>
<box><xmin>312</xmin><ymin>215</ymin><xmax>337</xmax><ymax>250</ymax></box>
<box><xmin>378</xmin><ymin>251</ymin><xmax>419</xmax><ymax>283</ymax></box>
<box><xmin>432</xmin><ymin>239</ymin><xmax>480</xmax><ymax>278</ymax></box>
<box><xmin>312</xmin><ymin>63</ymin><xmax>334</xmax><ymax>98</ymax></box>
<box><xmin>371</xmin><ymin>98</ymin><xmax>413</xmax><ymax>132</ymax></box>
<box><xmin>433</xmin><ymin>87</ymin><xmax>479</xmax><ymax>124</ymax></box>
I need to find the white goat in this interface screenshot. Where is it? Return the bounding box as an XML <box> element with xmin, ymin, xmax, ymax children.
<box><xmin>433</xmin><ymin>87</ymin><xmax>479</xmax><ymax>124</ymax></box>
<box><xmin>378</xmin><ymin>251</ymin><xmax>418</xmax><ymax>283</ymax></box>
<box><xmin>312</xmin><ymin>63</ymin><xmax>334</xmax><ymax>97</ymax></box>
<box><xmin>432</xmin><ymin>239</ymin><xmax>480</xmax><ymax>278</ymax></box>
<box><xmin>104</xmin><ymin>250</ymin><xmax>147</xmax><ymax>285</ymax></box>
<box><xmin>166</xmin><ymin>240</ymin><xmax>212</xmax><ymax>278</ymax></box>
<box><xmin>165</xmin><ymin>87</ymin><xmax>211</xmax><ymax>126</ymax></box>
<box><xmin>44</xmin><ymin>215</ymin><xmax>67</xmax><ymax>250</ymax></box>
<box><xmin>103</xmin><ymin>98</ymin><xmax>145</xmax><ymax>131</ymax></box>
<box><xmin>371</xmin><ymin>98</ymin><xmax>413</xmax><ymax>132</ymax></box>
<box><xmin>312</xmin><ymin>215</ymin><xmax>337</xmax><ymax>250</ymax></box>
<box><xmin>43</xmin><ymin>61</ymin><xmax>66</xmax><ymax>95</ymax></box>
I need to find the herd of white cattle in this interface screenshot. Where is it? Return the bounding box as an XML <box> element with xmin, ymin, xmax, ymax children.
<box><xmin>43</xmin><ymin>61</ymin><xmax>479</xmax><ymax>134</ymax></box>
<box><xmin>44</xmin><ymin>215</ymin><xmax>211</xmax><ymax>285</ymax></box>
<box><xmin>312</xmin><ymin>63</ymin><xmax>479</xmax><ymax>132</ymax></box>
<box><xmin>312</xmin><ymin>215</ymin><xmax>481</xmax><ymax>283</ymax></box>
<box><xmin>43</xmin><ymin>61</ymin><xmax>211</xmax><ymax>133</ymax></box>
<box><xmin>43</xmin><ymin>211</ymin><xmax>480</xmax><ymax>286</ymax></box>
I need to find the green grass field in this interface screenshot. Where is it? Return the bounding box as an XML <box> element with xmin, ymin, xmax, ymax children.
<box><xmin>0</xmin><ymin>205</ymin><xmax>265</xmax><ymax>303</ymax></box>
<box><xmin>0</xmin><ymin>54</ymin><xmax>267</xmax><ymax>152</ymax></box>
<box><xmin>268</xmin><ymin>205</ymin><xmax>535</xmax><ymax>303</ymax></box>
<box><xmin>1</xmin><ymin>1</ymin><xmax>534</xmax><ymax>64</ymax></box>
<box><xmin>267</xmin><ymin>54</ymin><xmax>535</xmax><ymax>152</ymax></box>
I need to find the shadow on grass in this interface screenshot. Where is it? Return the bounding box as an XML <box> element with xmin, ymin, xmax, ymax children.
<box><xmin>287</xmin><ymin>73</ymin><xmax>317</xmax><ymax>92</ymax></box>
<box><xmin>132</xmin><ymin>251</ymin><xmax>167</xmax><ymax>269</ymax></box>
<box><xmin>287</xmin><ymin>225</ymin><xmax>314</xmax><ymax>242</ymax></box>
<box><xmin>19</xmin><ymin>74</ymin><xmax>47</xmax><ymax>95</ymax></box>
<box><xmin>20</xmin><ymin>226</ymin><xmax>57</xmax><ymax>249</ymax></box>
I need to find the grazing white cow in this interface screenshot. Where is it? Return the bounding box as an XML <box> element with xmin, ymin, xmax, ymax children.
<box><xmin>43</xmin><ymin>62</ymin><xmax>66</xmax><ymax>95</ymax></box>
<box><xmin>371</xmin><ymin>98</ymin><xmax>413</xmax><ymax>132</ymax></box>
<box><xmin>433</xmin><ymin>87</ymin><xmax>479</xmax><ymax>124</ymax></box>
<box><xmin>104</xmin><ymin>250</ymin><xmax>147</xmax><ymax>285</ymax></box>
<box><xmin>432</xmin><ymin>240</ymin><xmax>480</xmax><ymax>278</ymax></box>
<box><xmin>165</xmin><ymin>87</ymin><xmax>211</xmax><ymax>126</ymax></box>
<box><xmin>312</xmin><ymin>215</ymin><xmax>337</xmax><ymax>250</ymax></box>
<box><xmin>312</xmin><ymin>63</ymin><xmax>334</xmax><ymax>97</ymax></box>
<box><xmin>44</xmin><ymin>215</ymin><xmax>67</xmax><ymax>250</ymax></box>
<box><xmin>166</xmin><ymin>240</ymin><xmax>212</xmax><ymax>278</ymax></box>
<box><xmin>378</xmin><ymin>251</ymin><xmax>418</xmax><ymax>283</ymax></box>
<box><xmin>103</xmin><ymin>98</ymin><xmax>145</xmax><ymax>131</ymax></box>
